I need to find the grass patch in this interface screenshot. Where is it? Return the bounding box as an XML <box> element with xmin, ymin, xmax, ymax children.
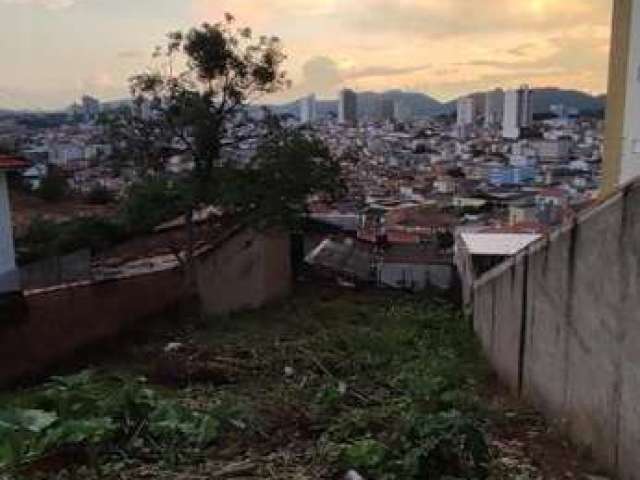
<box><xmin>1</xmin><ymin>290</ymin><xmax>540</xmax><ymax>479</ymax></box>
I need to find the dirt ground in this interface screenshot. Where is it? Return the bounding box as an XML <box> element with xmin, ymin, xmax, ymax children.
<box><xmin>9</xmin><ymin>187</ymin><xmax>116</xmax><ymax>237</ymax></box>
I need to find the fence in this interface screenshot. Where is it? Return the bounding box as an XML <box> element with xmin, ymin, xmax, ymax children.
<box><xmin>473</xmin><ymin>179</ymin><xmax>640</xmax><ymax>480</ymax></box>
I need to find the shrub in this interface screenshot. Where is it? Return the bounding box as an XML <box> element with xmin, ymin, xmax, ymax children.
<box><xmin>17</xmin><ymin>216</ymin><xmax>127</xmax><ymax>263</ymax></box>
<box><xmin>0</xmin><ymin>371</ymin><xmax>219</xmax><ymax>472</ymax></box>
<box><xmin>120</xmin><ymin>178</ymin><xmax>188</xmax><ymax>234</ymax></box>
<box><xmin>86</xmin><ymin>185</ymin><xmax>114</xmax><ymax>205</ymax></box>
<box><xmin>36</xmin><ymin>173</ymin><xmax>68</xmax><ymax>202</ymax></box>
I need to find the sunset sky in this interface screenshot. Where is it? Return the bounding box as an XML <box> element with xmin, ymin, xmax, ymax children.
<box><xmin>0</xmin><ymin>0</ymin><xmax>613</xmax><ymax>110</ymax></box>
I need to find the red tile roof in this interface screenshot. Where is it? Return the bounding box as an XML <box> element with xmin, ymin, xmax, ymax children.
<box><xmin>0</xmin><ymin>155</ymin><xmax>29</xmax><ymax>170</ymax></box>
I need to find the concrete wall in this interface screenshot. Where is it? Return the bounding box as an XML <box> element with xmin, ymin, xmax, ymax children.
<box><xmin>472</xmin><ymin>179</ymin><xmax>640</xmax><ymax>479</ymax></box>
<box><xmin>197</xmin><ymin>228</ymin><xmax>291</xmax><ymax>316</ymax></box>
<box><xmin>0</xmin><ymin>172</ymin><xmax>19</xmax><ymax>294</ymax></box>
<box><xmin>0</xmin><ymin>269</ymin><xmax>184</xmax><ymax>385</ymax></box>
<box><xmin>20</xmin><ymin>249</ymin><xmax>91</xmax><ymax>290</ymax></box>
<box><xmin>0</xmin><ymin>227</ymin><xmax>292</xmax><ymax>386</ymax></box>
<box><xmin>379</xmin><ymin>263</ymin><xmax>454</xmax><ymax>291</ymax></box>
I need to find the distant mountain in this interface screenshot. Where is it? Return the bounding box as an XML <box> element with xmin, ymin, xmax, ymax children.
<box><xmin>532</xmin><ymin>88</ymin><xmax>605</xmax><ymax>113</ymax></box>
<box><xmin>443</xmin><ymin>88</ymin><xmax>606</xmax><ymax>115</ymax></box>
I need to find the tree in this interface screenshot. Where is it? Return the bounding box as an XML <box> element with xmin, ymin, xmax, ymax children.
<box><xmin>218</xmin><ymin>123</ymin><xmax>345</xmax><ymax>229</ymax></box>
<box><xmin>126</xmin><ymin>15</ymin><xmax>288</xmax><ymax>179</ymax></box>
<box><xmin>110</xmin><ymin>15</ymin><xmax>341</xmax><ymax>295</ymax></box>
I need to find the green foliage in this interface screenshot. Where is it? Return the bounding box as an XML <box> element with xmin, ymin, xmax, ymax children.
<box><xmin>277</xmin><ymin>298</ymin><xmax>489</xmax><ymax>479</ymax></box>
<box><xmin>0</xmin><ymin>293</ymin><xmax>498</xmax><ymax>478</ymax></box>
<box><xmin>219</xmin><ymin>129</ymin><xmax>345</xmax><ymax>229</ymax></box>
<box><xmin>17</xmin><ymin>216</ymin><xmax>127</xmax><ymax>263</ymax></box>
<box><xmin>340</xmin><ymin>439</ymin><xmax>387</xmax><ymax>475</ymax></box>
<box><xmin>109</xmin><ymin>16</ymin><xmax>342</xmax><ymax>239</ymax></box>
<box><xmin>402</xmin><ymin>411</ymin><xmax>489</xmax><ymax>479</ymax></box>
<box><xmin>119</xmin><ymin>178</ymin><xmax>189</xmax><ymax>234</ymax></box>
<box><xmin>36</xmin><ymin>172</ymin><xmax>68</xmax><ymax>202</ymax></box>
<box><xmin>85</xmin><ymin>185</ymin><xmax>114</xmax><ymax>205</ymax></box>
<box><xmin>0</xmin><ymin>371</ymin><xmax>219</xmax><ymax>473</ymax></box>
<box><xmin>126</xmin><ymin>16</ymin><xmax>289</xmax><ymax>182</ymax></box>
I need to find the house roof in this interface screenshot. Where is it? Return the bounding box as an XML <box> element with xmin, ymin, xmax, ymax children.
<box><xmin>0</xmin><ymin>155</ymin><xmax>29</xmax><ymax>170</ymax></box>
<box><xmin>460</xmin><ymin>233</ymin><xmax>541</xmax><ymax>256</ymax></box>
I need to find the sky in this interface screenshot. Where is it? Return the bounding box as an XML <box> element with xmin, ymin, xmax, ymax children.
<box><xmin>0</xmin><ymin>0</ymin><xmax>613</xmax><ymax>110</ymax></box>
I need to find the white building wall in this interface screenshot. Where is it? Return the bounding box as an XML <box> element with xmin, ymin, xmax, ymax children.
<box><xmin>338</xmin><ymin>89</ymin><xmax>357</xmax><ymax>125</ymax></box>
<box><xmin>621</xmin><ymin>0</ymin><xmax>640</xmax><ymax>184</ymax></box>
<box><xmin>457</xmin><ymin>97</ymin><xmax>474</xmax><ymax>127</ymax></box>
<box><xmin>503</xmin><ymin>90</ymin><xmax>520</xmax><ymax>139</ymax></box>
<box><xmin>485</xmin><ymin>89</ymin><xmax>504</xmax><ymax>128</ymax></box>
<box><xmin>300</xmin><ymin>94</ymin><xmax>317</xmax><ymax>124</ymax></box>
<box><xmin>503</xmin><ymin>86</ymin><xmax>532</xmax><ymax>139</ymax></box>
<box><xmin>0</xmin><ymin>172</ymin><xmax>19</xmax><ymax>294</ymax></box>
<box><xmin>379</xmin><ymin>263</ymin><xmax>453</xmax><ymax>291</ymax></box>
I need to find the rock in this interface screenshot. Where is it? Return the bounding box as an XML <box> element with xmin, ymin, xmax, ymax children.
<box><xmin>284</xmin><ymin>366</ymin><xmax>295</xmax><ymax>377</ymax></box>
<box><xmin>164</xmin><ymin>342</ymin><xmax>184</xmax><ymax>353</ymax></box>
<box><xmin>344</xmin><ymin>470</ymin><xmax>365</xmax><ymax>480</ymax></box>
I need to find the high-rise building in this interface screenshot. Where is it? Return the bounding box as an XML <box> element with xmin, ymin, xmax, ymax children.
<box><xmin>457</xmin><ymin>96</ymin><xmax>474</xmax><ymax>126</ymax></box>
<box><xmin>394</xmin><ymin>101</ymin><xmax>413</xmax><ymax>123</ymax></box>
<box><xmin>603</xmin><ymin>0</ymin><xmax>640</xmax><ymax>196</ymax></box>
<box><xmin>379</xmin><ymin>98</ymin><xmax>395</xmax><ymax>122</ymax></box>
<box><xmin>338</xmin><ymin>89</ymin><xmax>358</xmax><ymax>125</ymax></box>
<box><xmin>470</xmin><ymin>92</ymin><xmax>487</xmax><ymax>121</ymax></box>
<box><xmin>299</xmin><ymin>94</ymin><xmax>317</xmax><ymax>124</ymax></box>
<box><xmin>81</xmin><ymin>95</ymin><xmax>100</xmax><ymax>122</ymax></box>
<box><xmin>484</xmin><ymin>88</ymin><xmax>505</xmax><ymax>128</ymax></box>
<box><xmin>456</xmin><ymin>96</ymin><xmax>475</xmax><ymax>138</ymax></box>
<box><xmin>502</xmin><ymin>85</ymin><xmax>533</xmax><ymax>140</ymax></box>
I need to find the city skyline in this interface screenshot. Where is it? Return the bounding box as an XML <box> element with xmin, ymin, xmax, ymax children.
<box><xmin>0</xmin><ymin>0</ymin><xmax>612</xmax><ymax>110</ymax></box>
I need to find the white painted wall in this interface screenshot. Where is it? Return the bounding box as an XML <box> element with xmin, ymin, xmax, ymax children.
<box><xmin>503</xmin><ymin>90</ymin><xmax>520</xmax><ymax>139</ymax></box>
<box><xmin>621</xmin><ymin>0</ymin><xmax>640</xmax><ymax>184</ymax></box>
<box><xmin>379</xmin><ymin>263</ymin><xmax>453</xmax><ymax>291</ymax></box>
<box><xmin>0</xmin><ymin>172</ymin><xmax>19</xmax><ymax>294</ymax></box>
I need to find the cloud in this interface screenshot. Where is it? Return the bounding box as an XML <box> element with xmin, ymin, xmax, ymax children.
<box><xmin>344</xmin><ymin>64</ymin><xmax>431</xmax><ymax>80</ymax></box>
<box><xmin>116</xmin><ymin>49</ymin><xmax>145</xmax><ymax>60</ymax></box>
<box><xmin>342</xmin><ymin>0</ymin><xmax>611</xmax><ymax>38</ymax></box>
<box><xmin>289</xmin><ymin>56</ymin><xmax>432</xmax><ymax>97</ymax></box>
<box><xmin>1</xmin><ymin>0</ymin><xmax>79</xmax><ymax>9</ymax></box>
<box><xmin>301</xmin><ymin>56</ymin><xmax>342</xmax><ymax>90</ymax></box>
<box><xmin>507</xmin><ymin>43</ymin><xmax>536</xmax><ymax>58</ymax></box>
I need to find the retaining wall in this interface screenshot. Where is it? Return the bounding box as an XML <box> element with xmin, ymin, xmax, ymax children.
<box><xmin>0</xmin><ymin>228</ymin><xmax>292</xmax><ymax>386</ymax></box>
<box><xmin>473</xmin><ymin>180</ymin><xmax>640</xmax><ymax>479</ymax></box>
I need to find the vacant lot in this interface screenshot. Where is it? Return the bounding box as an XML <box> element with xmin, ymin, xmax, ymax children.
<box><xmin>1</xmin><ymin>289</ymin><xmax>593</xmax><ymax>479</ymax></box>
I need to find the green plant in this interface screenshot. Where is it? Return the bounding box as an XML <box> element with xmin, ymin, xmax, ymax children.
<box><xmin>17</xmin><ymin>216</ymin><xmax>127</xmax><ymax>263</ymax></box>
<box><xmin>86</xmin><ymin>184</ymin><xmax>114</xmax><ymax>205</ymax></box>
<box><xmin>119</xmin><ymin>178</ymin><xmax>188</xmax><ymax>234</ymax></box>
<box><xmin>37</xmin><ymin>172</ymin><xmax>68</xmax><ymax>202</ymax></box>
<box><xmin>341</xmin><ymin>438</ymin><xmax>387</xmax><ymax>475</ymax></box>
<box><xmin>0</xmin><ymin>371</ymin><xmax>219</xmax><ymax>473</ymax></box>
<box><xmin>402</xmin><ymin>411</ymin><xmax>489</xmax><ymax>480</ymax></box>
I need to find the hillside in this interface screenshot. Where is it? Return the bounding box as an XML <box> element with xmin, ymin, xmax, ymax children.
<box><xmin>443</xmin><ymin>87</ymin><xmax>605</xmax><ymax>115</ymax></box>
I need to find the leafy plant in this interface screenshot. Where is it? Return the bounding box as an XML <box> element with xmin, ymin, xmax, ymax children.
<box><xmin>0</xmin><ymin>371</ymin><xmax>220</xmax><ymax>473</ymax></box>
<box><xmin>340</xmin><ymin>438</ymin><xmax>387</xmax><ymax>475</ymax></box>
<box><xmin>402</xmin><ymin>411</ymin><xmax>489</xmax><ymax>480</ymax></box>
